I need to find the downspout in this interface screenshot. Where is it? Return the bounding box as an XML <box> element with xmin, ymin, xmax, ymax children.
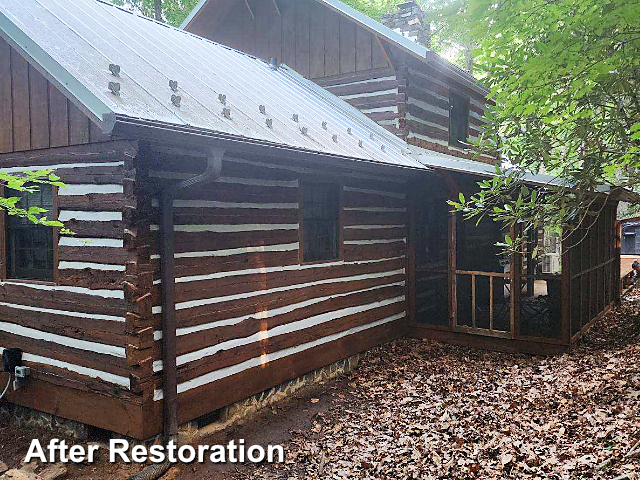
<box><xmin>123</xmin><ymin>148</ymin><xmax>224</xmax><ymax>480</ymax></box>
<box><xmin>160</xmin><ymin>147</ymin><xmax>224</xmax><ymax>441</ymax></box>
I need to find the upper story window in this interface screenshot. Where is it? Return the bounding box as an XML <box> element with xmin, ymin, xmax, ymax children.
<box><xmin>301</xmin><ymin>182</ymin><xmax>340</xmax><ymax>263</ymax></box>
<box><xmin>5</xmin><ymin>185</ymin><xmax>55</xmax><ymax>281</ymax></box>
<box><xmin>449</xmin><ymin>90</ymin><xmax>469</xmax><ymax>148</ymax></box>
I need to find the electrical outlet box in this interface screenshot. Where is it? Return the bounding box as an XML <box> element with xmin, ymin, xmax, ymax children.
<box><xmin>14</xmin><ymin>366</ymin><xmax>30</xmax><ymax>378</ymax></box>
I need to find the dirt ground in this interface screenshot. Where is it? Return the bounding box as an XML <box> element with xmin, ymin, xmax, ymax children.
<box><xmin>1</xmin><ymin>290</ymin><xmax>639</xmax><ymax>480</ymax></box>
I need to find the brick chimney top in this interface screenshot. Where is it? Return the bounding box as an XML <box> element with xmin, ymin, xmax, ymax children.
<box><xmin>381</xmin><ymin>2</ymin><xmax>431</xmax><ymax>48</ymax></box>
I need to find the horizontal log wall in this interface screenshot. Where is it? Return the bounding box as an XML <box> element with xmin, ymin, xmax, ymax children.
<box><xmin>0</xmin><ymin>38</ymin><xmax>109</xmax><ymax>154</ymax></box>
<box><xmin>316</xmin><ymin>67</ymin><xmax>403</xmax><ymax>137</ymax></box>
<box><xmin>143</xmin><ymin>153</ymin><xmax>409</xmax><ymax>426</ymax></box>
<box><xmin>402</xmin><ymin>59</ymin><xmax>494</xmax><ymax>164</ymax></box>
<box><xmin>0</xmin><ymin>141</ymin><xmax>138</xmax><ymax>397</ymax></box>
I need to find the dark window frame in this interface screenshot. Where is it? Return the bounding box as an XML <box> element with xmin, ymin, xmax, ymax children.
<box><xmin>299</xmin><ymin>180</ymin><xmax>343</xmax><ymax>264</ymax></box>
<box><xmin>449</xmin><ymin>89</ymin><xmax>470</xmax><ymax>149</ymax></box>
<box><xmin>0</xmin><ymin>184</ymin><xmax>58</xmax><ymax>284</ymax></box>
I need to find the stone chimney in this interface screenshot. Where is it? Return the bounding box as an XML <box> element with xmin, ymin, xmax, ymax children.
<box><xmin>381</xmin><ymin>2</ymin><xmax>431</xmax><ymax>48</ymax></box>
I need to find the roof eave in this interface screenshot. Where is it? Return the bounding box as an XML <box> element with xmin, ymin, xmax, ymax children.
<box><xmin>111</xmin><ymin>115</ymin><xmax>434</xmax><ymax>175</ymax></box>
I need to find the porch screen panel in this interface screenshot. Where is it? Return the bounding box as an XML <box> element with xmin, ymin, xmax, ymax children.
<box><xmin>455</xmin><ymin>215</ymin><xmax>510</xmax><ymax>331</ymax></box>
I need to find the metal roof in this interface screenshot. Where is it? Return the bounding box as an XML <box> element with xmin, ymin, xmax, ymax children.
<box><xmin>0</xmin><ymin>0</ymin><xmax>427</xmax><ymax>170</ymax></box>
<box><xmin>415</xmin><ymin>150</ymin><xmax>567</xmax><ymax>187</ymax></box>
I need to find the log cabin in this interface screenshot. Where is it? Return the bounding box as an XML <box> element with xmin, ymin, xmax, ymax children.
<box><xmin>0</xmin><ymin>0</ymin><xmax>629</xmax><ymax>440</ymax></box>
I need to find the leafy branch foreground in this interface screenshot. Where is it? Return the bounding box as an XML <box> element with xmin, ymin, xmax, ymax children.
<box><xmin>239</xmin><ymin>292</ymin><xmax>640</xmax><ymax>480</ymax></box>
<box><xmin>0</xmin><ymin>170</ymin><xmax>68</xmax><ymax>233</ymax></box>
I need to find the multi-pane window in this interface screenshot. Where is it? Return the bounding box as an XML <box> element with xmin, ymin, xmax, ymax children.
<box><xmin>301</xmin><ymin>182</ymin><xmax>340</xmax><ymax>262</ymax></box>
<box><xmin>449</xmin><ymin>91</ymin><xmax>469</xmax><ymax>148</ymax></box>
<box><xmin>6</xmin><ymin>185</ymin><xmax>55</xmax><ymax>281</ymax></box>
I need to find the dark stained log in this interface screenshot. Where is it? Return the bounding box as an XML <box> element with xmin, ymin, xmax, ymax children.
<box><xmin>58</xmin><ymin>245</ymin><xmax>129</xmax><ymax>265</ymax></box>
<box><xmin>61</xmin><ymin>219</ymin><xmax>123</xmax><ymax>238</ymax></box>
<box><xmin>154</xmin><ymin>257</ymin><xmax>406</xmax><ymax>304</ymax></box>
<box><xmin>150</xmin><ymin>229</ymin><xmax>298</xmax><ymax>255</ymax></box>
<box><xmin>343</xmin><ymin>227</ymin><xmax>406</xmax><ymax>241</ymax></box>
<box><xmin>0</xmin><ymin>304</ymin><xmax>126</xmax><ymax>345</ymax></box>
<box><xmin>405</xmin><ymin>119</ymin><xmax>449</xmax><ymax>142</ymax></box>
<box><xmin>0</xmin><ymin>140</ymin><xmax>137</xmax><ymax>167</ymax></box>
<box><xmin>160</xmin><ymin>273</ymin><xmax>407</xmax><ymax>327</ymax></box>
<box><xmin>0</xmin><ymin>331</ymin><xmax>129</xmax><ymax>376</ymax></box>
<box><xmin>314</xmin><ymin>67</ymin><xmax>395</xmax><ymax>87</ymax></box>
<box><xmin>175</xmin><ymin>320</ymin><xmax>404</xmax><ymax>426</ymax></box>
<box><xmin>406</xmin><ymin>103</ymin><xmax>449</xmax><ymax>129</ymax></box>
<box><xmin>343</xmin><ymin>209</ymin><xmax>408</xmax><ymax>226</ymax></box>
<box><xmin>57</xmin><ymin>267</ymin><xmax>124</xmax><ymax>291</ymax></box>
<box><xmin>58</xmin><ymin>193</ymin><xmax>126</xmax><ymax>211</ymax></box>
<box><xmin>344</xmin><ymin>92</ymin><xmax>403</xmax><ymax>110</ymax></box>
<box><xmin>11</xmin><ymin>49</ymin><xmax>30</xmax><ymax>152</ymax></box>
<box><xmin>175</xmin><ymin>284</ymin><xmax>404</xmax><ymax>356</ymax></box>
<box><xmin>325</xmin><ymin>78</ymin><xmax>401</xmax><ymax>97</ymax></box>
<box><xmin>175</xmin><ymin>302</ymin><xmax>405</xmax><ymax>383</ymax></box>
<box><xmin>1</xmin><ymin>373</ymin><xmax>145</xmax><ymax>439</ymax></box>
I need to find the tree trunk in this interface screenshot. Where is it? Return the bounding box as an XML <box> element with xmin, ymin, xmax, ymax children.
<box><xmin>154</xmin><ymin>0</ymin><xmax>163</xmax><ymax>22</ymax></box>
<box><xmin>464</xmin><ymin>43</ymin><xmax>474</xmax><ymax>74</ymax></box>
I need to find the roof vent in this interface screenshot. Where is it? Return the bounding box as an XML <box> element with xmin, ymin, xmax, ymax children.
<box><xmin>347</xmin><ymin>127</ymin><xmax>352</xmax><ymax>134</ymax></box>
<box><xmin>169</xmin><ymin>80</ymin><xmax>179</xmax><ymax>92</ymax></box>
<box><xmin>292</xmin><ymin>113</ymin><xmax>299</xmax><ymax>123</ymax></box>
<box><xmin>259</xmin><ymin>105</ymin><xmax>266</xmax><ymax>114</ymax></box>
<box><xmin>108</xmin><ymin>81</ymin><xmax>121</xmax><ymax>96</ymax></box>
<box><xmin>358</xmin><ymin>140</ymin><xmax>364</xmax><ymax>148</ymax></box>
<box><xmin>222</xmin><ymin>107</ymin><xmax>231</xmax><ymax>118</ymax></box>
<box><xmin>269</xmin><ymin>57</ymin><xmax>279</xmax><ymax>70</ymax></box>
<box><xmin>322</xmin><ymin>121</ymin><xmax>328</xmax><ymax>130</ymax></box>
<box><xmin>218</xmin><ymin>93</ymin><xmax>227</xmax><ymax>105</ymax></box>
<box><xmin>332</xmin><ymin>134</ymin><xmax>338</xmax><ymax>143</ymax></box>
<box><xmin>171</xmin><ymin>94</ymin><xmax>181</xmax><ymax>107</ymax></box>
<box><xmin>108</xmin><ymin>64</ymin><xmax>120</xmax><ymax>77</ymax></box>
<box><xmin>266</xmin><ymin>118</ymin><xmax>273</xmax><ymax>128</ymax></box>
<box><xmin>300</xmin><ymin>126</ymin><xmax>309</xmax><ymax>135</ymax></box>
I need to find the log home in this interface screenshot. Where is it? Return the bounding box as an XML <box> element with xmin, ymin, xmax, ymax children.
<box><xmin>182</xmin><ymin>0</ymin><xmax>494</xmax><ymax>162</ymax></box>
<box><xmin>0</xmin><ymin>0</ymin><xmax>628</xmax><ymax>440</ymax></box>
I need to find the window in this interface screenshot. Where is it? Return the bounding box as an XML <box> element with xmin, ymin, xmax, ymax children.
<box><xmin>301</xmin><ymin>182</ymin><xmax>340</xmax><ymax>262</ymax></box>
<box><xmin>449</xmin><ymin>91</ymin><xmax>469</xmax><ymax>148</ymax></box>
<box><xmin>5</xmin><ymin>185</ymin><xmax>55</xmax><ymax>281</ymax></box>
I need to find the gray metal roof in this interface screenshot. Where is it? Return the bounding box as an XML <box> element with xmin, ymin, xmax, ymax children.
<box><xmin>415</xmin><ymin>150</ymin><xmax>567</xmax><ymax>187</ymax></box>
<box><xmin>0</xmin><ymin>0</ymin><xmax>426</xmax><ymax>170</ymax></box>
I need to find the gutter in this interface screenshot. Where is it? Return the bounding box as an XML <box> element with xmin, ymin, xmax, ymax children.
<box><xmin>159</xmin><ymin>147</ymin><xmax>224</xmax><ymax>441</ymax></box>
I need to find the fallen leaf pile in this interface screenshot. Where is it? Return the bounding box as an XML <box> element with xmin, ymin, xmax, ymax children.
<box><xmin>245</xmin><ymin>291</ymin><xmax>640</xmax><ymax>479</ymax></box>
